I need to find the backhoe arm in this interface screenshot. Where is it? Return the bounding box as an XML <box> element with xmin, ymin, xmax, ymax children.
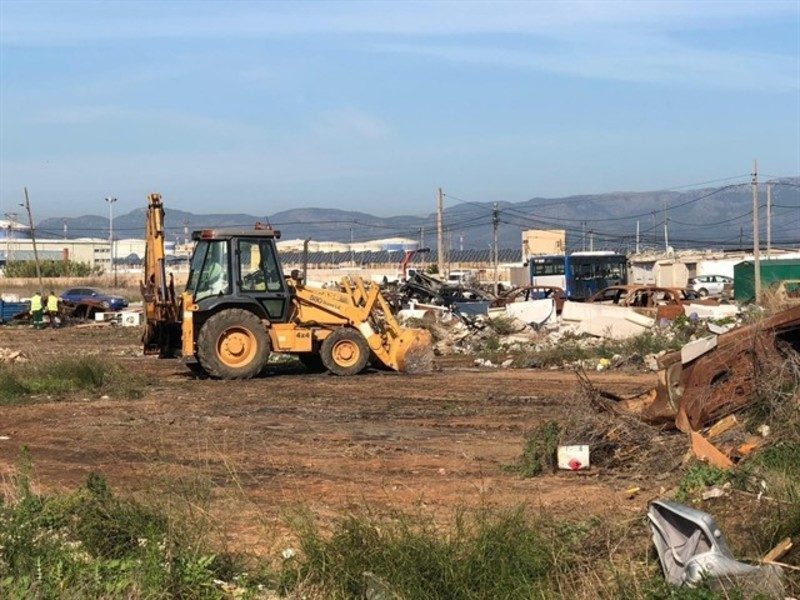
<box><xmin>141</xmin><ymin>193</ymin><xmax>180</xmax><ymax>355</ymax></box>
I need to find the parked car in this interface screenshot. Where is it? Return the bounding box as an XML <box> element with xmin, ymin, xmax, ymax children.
<box><xmin>688</xmin><ymin>275</ymin><xmax>733</xmax><ymax>297</ymax></box>
<box><xmin>60</xmin><ymin>288</ymin><xmax>129</xmax><ymax>315</ymax></box>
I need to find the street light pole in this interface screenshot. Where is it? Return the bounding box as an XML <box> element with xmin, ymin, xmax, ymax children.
<box><xmin>105</xmin><ymin>197</ymin><xmax>117</xmax><ymax>286</ymax></box>
<box><xmin>4</xmin><ymin>212</ymin><xmax>17</xmax><ymax>266</ymax></box>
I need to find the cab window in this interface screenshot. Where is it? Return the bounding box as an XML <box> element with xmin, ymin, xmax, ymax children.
<box><xmin>239</xmin><ymin>239</ymin><xmax>284</xmax><ymax>293</ymax></box>
<box><xmin>188</xmin><ymin>240</ymin><xmax>230</xmax><ymax>301</ymax></box>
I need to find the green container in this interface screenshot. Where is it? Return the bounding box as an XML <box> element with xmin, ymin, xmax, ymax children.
<box><xmin>734</xmin><ymin>258</ymin><xmax>800</xmax><ymax>302</ymax></box>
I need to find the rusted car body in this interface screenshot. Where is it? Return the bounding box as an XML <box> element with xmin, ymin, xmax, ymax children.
<box><xmin>617</xmin><ymin>304</ymin><xmax>800</xmax><ymax>431</ymax></box>
<box><xmin>586</xmin><ymin>285</ymin><xmax>722</xmax><ymax>321</ymax></box>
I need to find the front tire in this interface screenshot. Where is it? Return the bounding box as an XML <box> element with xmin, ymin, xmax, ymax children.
<box><xmin>320</xmin><ymin>328</ymin><xmax>370</xmax><ymax>376</ymax></box>
<box><xmin>698</xmin><ymin>288</ymin><xmax>709</xmax><ymax>297</ymax></box>
<box><xmin>196</xmin><ymin>309</ymin><xmax>270</xmax><ymax>379</ymax></box>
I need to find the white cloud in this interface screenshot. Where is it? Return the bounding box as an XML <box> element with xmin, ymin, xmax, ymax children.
<box><xmin>2</xmin><ymin>1</ymin><xmax>795</xmax><ymax>92</ymax></box>
<box><xmin>375</xmin><ymin>36</ymin><xmax>800</xmax><ymax>92</ymax></box>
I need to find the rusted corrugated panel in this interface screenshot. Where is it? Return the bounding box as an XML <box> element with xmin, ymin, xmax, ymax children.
<box><xmin>676</xmin><ymin>305</ymin><xmax>800</xmax><ymax>431</ymax></box>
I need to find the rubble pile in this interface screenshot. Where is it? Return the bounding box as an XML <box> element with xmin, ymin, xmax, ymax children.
<box><xmin>0</xmin><ymin>348</ymin><xmax>28</xmax><ymax>364</ymax></box>
<box><xmin>401</xmin><ymin>305</ymin><xmax>731</xmax><ymax>374</ymax></box>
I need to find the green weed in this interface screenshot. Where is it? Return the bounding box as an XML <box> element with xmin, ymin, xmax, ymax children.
<box><xmin>0</xmin><ymin>356</ymin><xmax>143</xmax><ymax>404</ymax></box>
<box><xmin>487</xmin><ymin>316</ymin><xmax>520</xmax><ymax>336</ymax></box>
<box><xmin>675</xmin><ymin>463</ymin><xmax>731</xmax><ymax>502</ymax></box>
<box><xmin>281</xmin><ymin>506</ymin><xmax>578</xmax><ymax>599</ymax></box>
<box><xmin>0</xmin><ymin>470</ymin><xmax>270</xmax><ymax>599</ymax></box>
<box><xmin>513</xmin><ymin>420</ymin><xmax>562</xmax><ymax>477</ymax></box>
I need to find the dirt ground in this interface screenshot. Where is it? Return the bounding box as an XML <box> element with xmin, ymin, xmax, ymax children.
<box><xmin>0</xmin><ymin>325</ymin><xmax>666</xmax><ymax>553</ymax></box>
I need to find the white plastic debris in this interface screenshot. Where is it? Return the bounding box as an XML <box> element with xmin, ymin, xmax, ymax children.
<box><xmin>557</xmin><ymin>445</ymin><xmax>590</xmax><ymax>470</ymax></box>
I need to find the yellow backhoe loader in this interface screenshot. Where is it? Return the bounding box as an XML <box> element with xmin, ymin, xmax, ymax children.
<box><xmin>141</xmin><ymin>194</ymin><xmax>433</xmax><ymax>379</ymax></box>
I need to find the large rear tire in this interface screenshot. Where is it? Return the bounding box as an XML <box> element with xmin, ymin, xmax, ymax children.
<box><xmin>320</xmin><ymin>328</ymin><xmax>369</xmax><ymax>376</ymax></box>
<box><xmin>196</xmin><ymin>309</ymin><xmax>270</xmax><ymax>379</ymax></box>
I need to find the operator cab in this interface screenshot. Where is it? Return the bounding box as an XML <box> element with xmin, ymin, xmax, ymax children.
<box><xmin>187</xmin><ymin>228</ymin><xmax>290</xmax><ymax>322</ymax></box>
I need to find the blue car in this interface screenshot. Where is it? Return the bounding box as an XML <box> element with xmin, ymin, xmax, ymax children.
<box><xmin>60</xmin><ymin>288</ymin><xmax>129</xmax><ymax>312</ymax></box>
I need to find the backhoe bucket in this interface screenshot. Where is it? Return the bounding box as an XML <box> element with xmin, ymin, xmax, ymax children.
<box><xmin>390</xmin><ymin>327</ymin><xmax>434</xmax><ymax>374</ymax></box>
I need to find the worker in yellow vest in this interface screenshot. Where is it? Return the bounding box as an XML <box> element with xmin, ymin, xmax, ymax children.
<box><xmin>46</xmin><ymin>290</ymin><xmax>59</xmax><ymax>328</ymax></box>
<box><xmin>30</xmin><ymin>291</ymin><xmax>44</xmax><ymax>329</ymax></box>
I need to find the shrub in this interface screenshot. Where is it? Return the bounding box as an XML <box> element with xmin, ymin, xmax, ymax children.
<box><xmin>514</xmin><ymin>420</ymin><xmax>562</xmax><ymax>477</ymax></box>
<box><xmin>487</xmin><ymin>316</ymin><xmax>520</xmax><ymax>335</ymax></box>
<box><xmin>4</xmin><ymin>259</ymin><xmax>93</xmax><ymax>278</ymax></box>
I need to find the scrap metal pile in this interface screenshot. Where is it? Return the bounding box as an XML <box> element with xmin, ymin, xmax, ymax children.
<box><xmin>603</xmin><ymin>304</ymin><xmax>800</xmax><ymax>461</ymax></box>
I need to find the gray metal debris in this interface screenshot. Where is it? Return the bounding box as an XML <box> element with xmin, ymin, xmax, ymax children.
<box><xmin>648</xmin><ymin>500</ymin><xmax>784</xmax><ymax>597</ymax></box>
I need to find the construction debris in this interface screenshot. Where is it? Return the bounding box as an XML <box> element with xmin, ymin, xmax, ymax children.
<box><xmin>0</xmin><ymin>347</ymin><xmax>28</xmax><ymax>364</ymax></box>
<box><xmin>557</xmin><ymin>444</ymin><xmax>590</xmax><ymax>470</ymax></box>
<box><xmin>605</xmin><ymin>304</ymin><xmax>800</xmax><ymax>431</ymax></box>
<box><xmin>648</xmin><ymin>500</ymin><xmax>785</xmax><ymax>596</ymax></box>
<box><xmin>763</xmin><ymin>538</ymin><xmax>794</xmax><ymax>564</ymax></box>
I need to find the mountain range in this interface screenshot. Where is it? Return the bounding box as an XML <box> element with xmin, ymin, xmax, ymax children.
<box><xmin>38</xmin><ymin>178</ymin><xmax>800</xmax><ymax>252</ymax></box>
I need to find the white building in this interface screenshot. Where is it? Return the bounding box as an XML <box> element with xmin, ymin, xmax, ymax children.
<box><xmin>629</xmin><ymin>249</ymin><xmax>800</xmax><ymax>287</ymax></box>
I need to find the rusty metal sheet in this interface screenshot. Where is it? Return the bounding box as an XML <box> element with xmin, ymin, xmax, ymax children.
<box><xmin>634</xmin><ymin>305</ymin><xmax>800</xmax><ymax>431</ymax></box>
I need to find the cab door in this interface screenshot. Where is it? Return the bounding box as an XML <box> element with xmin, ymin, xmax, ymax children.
<box><xmin>235</xmin><ymin>238</ymin><xmax>290</xmax><ymax>322</ymax></box>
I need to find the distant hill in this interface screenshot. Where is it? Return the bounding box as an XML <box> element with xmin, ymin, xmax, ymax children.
<box><xmin>38</xmin><ymin>178</ymin><xmax>800</xmax><ymax>252</ymax></box>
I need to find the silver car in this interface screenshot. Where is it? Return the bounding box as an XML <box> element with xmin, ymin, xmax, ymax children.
<box><xmin>688</xmin><ymin>274</ymin><xmax>733</xmax><ymax>297</ymax></box>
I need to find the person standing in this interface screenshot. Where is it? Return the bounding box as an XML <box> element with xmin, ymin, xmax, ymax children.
<box><xmin>46</xmin><ymin>290</ymin><xmax>59</xmax><ymax>328</ymax></box>
<box><xmin>30</xmin><ymin>291</ymin><xmax>43</xmax><ymax>329</ymax></box>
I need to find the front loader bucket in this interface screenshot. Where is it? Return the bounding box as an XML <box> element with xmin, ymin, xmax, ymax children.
<box><xmin>391</xmin><ymin>328</ymin><xmax>434</xmax><ymax>373</ymax></box>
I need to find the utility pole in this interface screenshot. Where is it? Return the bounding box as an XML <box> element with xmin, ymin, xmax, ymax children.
<box><xmin>183</xmin><ymin>219</ymin><xmax>189</xmax><ymax>245</ymax></box>
<box><xmin>105</xmin><ymin>197</ymin><xmax>117</xmax><ymax>286</ymax></box>
<box><xmin>492</xmin><ymin>202</ymin><xmax>500</xmax><ymax>295</ymax></box>
<box><xmin>739</xmin><ymin>226</ymin><xmax>744</xmax><ymax>247</ymax></box>
<box><xmin>436</xmin><ymin>187</ymin><xmax>445</xmax><ymax>277</ymax></box>
<box><xmin>752</xmin><ymin>160</ymin><xmax>761</xmax><ymax>303</ymax></box>
<box><xmin>589</xmin><ymin>230</ymin><xmax>594</xmax><ymax>252</ymax></box>
<box><xmin>21</xmin><ymin>188</ymin><xmax>43</xmax><ymax>293</ymax></box>
<box><xmin>652</xmin><ymin>210</ymin><xmax>657</xmax><ymax>245</ymax></box>
<box><xmin>635</xmin><ymin>220</ymin><xmax>640</xmax><ymax>254</ymax></box>
<box><xmin>766</xmin><ymin>183</ymin><xmax>772</xmax><ymax>258</ymax></box>
<box><xmin>581</xmin><ymin>221</ymin><xmax>586</xmax><ymax>251</ymax></box>
<box><xmin>459</xmin><ymin>231</ymin><xmax>464</xmax><ymax>252</ymax></box>
<box><xmin>663</xmin><ymin>200</ymin><xmax>669</xmax><ymax>253</ymax></box>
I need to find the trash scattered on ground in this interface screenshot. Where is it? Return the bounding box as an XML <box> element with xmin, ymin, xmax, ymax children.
<box><xmin>763</xmin><ymin>538</ymin><xmax>793</xmax><ymax>564</ymax></box>
<box><xmin>700</xmin><ymin>485</ymin><xmax>728</xmax><ymax>500</ymax></box>
<box><xmin>557</xmin><ymin>444</ymin><xmax>590</xmax><ymax>470</ymax></box>
<box><xmin>625</xmin><ymin>486</ymin><xmax>641</xmax><ymax>499</ymax></box>
<box><xmin>648</xmin><ymin>500</ymin><xmax>785</xmax><ymax>597</ymax></box>
<box><xmin>0</xmin><ymin>347</ymin><xmax>28</xmax><ymax>363</ymax></box>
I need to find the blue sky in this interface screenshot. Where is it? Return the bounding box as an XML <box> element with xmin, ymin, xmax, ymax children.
<box><xmin>1</xmin><ymin>0</ymin><xmax>798</xmax><ymax>219</ymax></box>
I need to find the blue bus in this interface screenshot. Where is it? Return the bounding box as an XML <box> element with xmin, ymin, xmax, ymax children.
<box><xmin>528</xmin><ymin>252</ymin><xmax>627</xmax><ymax>300</ymax></box>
